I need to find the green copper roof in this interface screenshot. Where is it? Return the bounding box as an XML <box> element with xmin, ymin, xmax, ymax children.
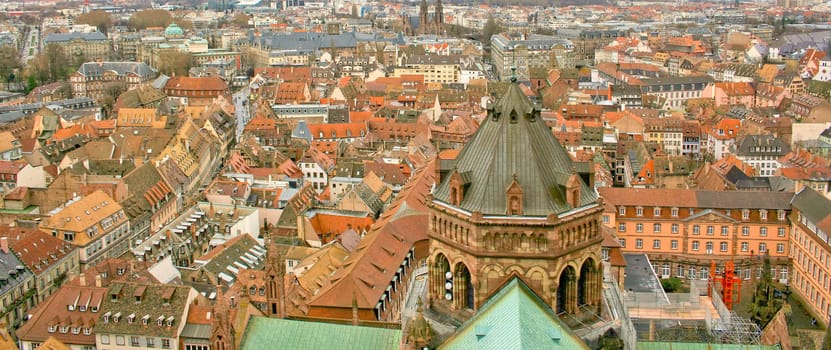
<box><xmin>239</xmin><ymin>317</ymin><xmax>402</xmax><ymax>350</ymax></box>
<box><xmin>433</xmin><ymin>81</ymin><xmax>597</xmax><ymax>216</ymax></box>
<box><xmin>637</xmin><ymin>342</ymin><xmax>781</xmax><ymax>350</ymax></box>
<box><xmin>439</xmin><ymin>277</ymin><xmax>589</xmax><ymax>350</ymax></box>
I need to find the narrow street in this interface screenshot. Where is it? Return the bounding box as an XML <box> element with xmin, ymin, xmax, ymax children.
<box><xmin>233</xmin><ymin>87</ymin><xmax>251</xmax><ymax>142</ymax></box>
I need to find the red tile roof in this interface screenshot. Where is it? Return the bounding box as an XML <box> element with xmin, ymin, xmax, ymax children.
<box><xmin>0</xmin><ymin>227</ymin><xmax>75</xmax><ymax>275</ymax></box>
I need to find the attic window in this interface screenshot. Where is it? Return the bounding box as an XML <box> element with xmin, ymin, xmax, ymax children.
<box><xmin>510</xmin><ymin>110</ymin><xmax>518</xmax><ymax>123</ymax></box>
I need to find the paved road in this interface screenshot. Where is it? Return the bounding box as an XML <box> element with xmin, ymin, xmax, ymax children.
<box><xmin>20</xmin><ymin>25</ymin><xmax>39</xmax><ymax>65</ymax></box>
<box><xmin>233</xmin><ymin>87</ymin><xmax>251</xmax><ymax>142</ymax></box>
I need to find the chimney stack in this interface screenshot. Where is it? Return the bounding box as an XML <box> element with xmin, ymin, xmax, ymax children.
<box><xmin>95</xmin><ymin>274</ymin><xmax>102</xmax><ymax>287</ymax></box>
<box><xmin>80</xmin><ymin>273</ymin><xmax>86</xmax><ymax>286</ymax></box>
<box><xmin>0</xmin><ymin>237</ymin><xmax>8</xmax><ymax>254</ymax></box>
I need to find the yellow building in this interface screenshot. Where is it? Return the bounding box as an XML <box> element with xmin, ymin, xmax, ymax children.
<box><xmin>40</xmin><ymin>190</ymin><xmax>130</xmax><ymax>269</ymax></box>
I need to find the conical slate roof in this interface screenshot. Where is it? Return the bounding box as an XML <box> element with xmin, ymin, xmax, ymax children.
<box><xmin>433</xmin><ymin>81</ymin><xmax>597</xmax><ymax>216</ymax></box>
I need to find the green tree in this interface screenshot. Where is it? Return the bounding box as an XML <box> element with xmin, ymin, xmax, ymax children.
<box><xmin>128</xmin><ymin>9</ymin><xmax>173</xmax><ymax>30</ymax></box>
<box><xmin>661</xmin><ymin>277</ymin><xmax>682</xmax><ymax>293</ymax></box>
<box><xmin>74</xmin><ymin>10</ymin><xmax>113</xmax><ymax>35</ymax></box>
<box><xmin>25</xmin><ymin>75</ymin><xmax>36</xmax><ymax>94</ymax></box>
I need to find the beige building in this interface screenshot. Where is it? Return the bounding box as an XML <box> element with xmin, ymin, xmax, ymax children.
<box><xmin>790</xmin><ymin>188</ymin><xmax>831</xmax><ymax>324</ymax></box>
<box><xmin>40</xmin><ymin>190</ymin><xmax>130</xmax><ymax>269</ymax></box>
<box><xmin>393</xmin><ymin>55</ymin><xmax>461</xmax><ymax>84</ymax></box>
<box><xmin>43</xmin><ymin>32</ymin><xmax>110</xmax><ymax>61</ymax></box>
<box><xmin>94</xmin><ymin>282</ymin><xmax>197</xmax><ymax>350</ymax></box>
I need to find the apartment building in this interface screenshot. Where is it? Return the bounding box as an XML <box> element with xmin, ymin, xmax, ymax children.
<box><xmin>2</xmin><ymin>227</ymin><xmax>80</xmax><ymax>305</ymax></box>
<box><xmin>734</xmin><ymin>134</ymin><xmax>791</xmax><ymax>177</ymax></box>
<box><xmin>599</xmin><ymin>188</ymin><xmax>793</xmax><ymax>282</ymax></box>
<box><xmin>0</xmin><ymin>238</ymin><xmax>35</xmax><ymax>333</ymax></box>
<box><xmin>490</xmin><ymin>33</ymin><xmax>573</xmax><ymax>81</ymax></box>
<box><xmin>94</xmin><ymin>283</ymin><xmax>196</xmax><ymax>350</ymax></box>
<box><xmin>393</xmin><ymin>55</ymin><xmax>461</xmax><ymax>84</ymax></box>
<box><xmin>643</xmin><ymin>117</ymin><xmax>685</xmax><ymax>155</ymax></box>
<box><xmin>70</xmin><ymin>62</ymin><xmax>158</xmax><ymax>102</ymax></box>
<box><xmin>43</xmin><ymin>32</ymin><xmax>110</xmax><ymax>61</ymax></box>
<box><xmin>40</xmin><ymin>190</ymin><xmax>131</xmax><ymax>269</ymax></box>
<box><xmin>639</xmin><ymin>76</ymin><xmax>713</xmax><ymax>110</ymax></box>
<box><xmin>789</xmin><ymin>188</ymin><xmax>831</xmax><ymax>323</ymax></box>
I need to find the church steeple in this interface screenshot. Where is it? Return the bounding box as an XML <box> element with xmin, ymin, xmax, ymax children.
<box><xmin>265</xmin><ymin>245</ymin><xmax>286</xmax><ymax>318</ymax></box>
<box><xmin>419</xmin><ymin>0</ymin><xmax>429</xmax><ymax>35</ymax></box>
<box><xmin>210</xmin><ymin>285</ymin><xmax>235</xmax><ymax>350</ymax></box>
<box><xmin>434</xmin><ymin>0</ymin><xmax>444</xmax><ymax>34</ymax></box>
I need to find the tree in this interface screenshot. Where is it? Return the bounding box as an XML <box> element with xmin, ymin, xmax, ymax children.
<box><xmin>661</xmin><ymin>277</ymin><xmax>682</xmax><ymax>293</ymax></box>
<box><xmin>0</xmin><ymin>46</ymin><xmax>21</xmax><ymax>89</ymax></box>
<box><xmin>128</xmin><ymin>9</ymin><xmax>173</xmax><ymax>30</ymax></box>
<box><xmin>173</xmin><ymin>18</ymin><xmax>194</xmax><ymax>31</ymax></box>
<box><xmin>156</xmin><ymin>49</ymin><xmax>193</xmax><ymax>76</ymax></box>
<box><xmin>75</xmin><ymin>10</ymin><xmax>113</xmax><ymax>35</ymax></box>
<box><xmin>230</xmin><ymin>13</ymin><xmax>251</xmax><ymax>28</ymax></box>
<box><xmin>101</xmin><ymin>81</ymin><xmax>127</xmax><ymax>118</ymax></box>
<box><xmin>482</xmin><ymin>15</ymin><xmax>503</xmax><ymax>47</ymax></box>
<box><xmin>28</xmin><ymin>43</ymin><xmax>72</xmax><ymax>84</ymax></box>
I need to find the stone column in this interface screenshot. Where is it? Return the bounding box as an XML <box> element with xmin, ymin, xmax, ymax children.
<box><xmin>566</xmin><ymin>269</ymin><xmax>577</xmax><ymax>314</ymax></box>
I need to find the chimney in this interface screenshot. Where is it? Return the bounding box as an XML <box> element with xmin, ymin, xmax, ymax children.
<box><xmin>0</xmin><ymin>237</ymin><xmax>7</xmax><ymax>254</ymax></box>
<box><xmin>95</xmin><ymin>274</ymin><xmax>102</xmax><ymax>287</ymax></box>
<box><xmin>79</xmin><ymin>273</ymin><xmax>86</xmax><ymax>287</ymax></box>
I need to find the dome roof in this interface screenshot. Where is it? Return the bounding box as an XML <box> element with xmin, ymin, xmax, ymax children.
<box><xmin>164</xmin><ymin>23</ymin><xmax>183</xmax><ymax>36</ymax></box>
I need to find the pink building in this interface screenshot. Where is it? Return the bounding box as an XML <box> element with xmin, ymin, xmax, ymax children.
<box><xmin>704</xmin><ymin>82</ymin><xmax>756</xmax><ymax>109</ymax></box>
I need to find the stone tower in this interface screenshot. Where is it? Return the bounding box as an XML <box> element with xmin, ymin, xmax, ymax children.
<box><xmin>427</xmin><ymin>77</ymin><xmax>604</xmax><ymax>319</ymax></box>
<box><xmin>265</xmin><ymin>246</ymin><xmax>286</xmax><ymax>318</ymax></box>
<box><xmin>210</xmin><ymin>285</ymin><xmax>236</xmax><ymax>350</ymax></box>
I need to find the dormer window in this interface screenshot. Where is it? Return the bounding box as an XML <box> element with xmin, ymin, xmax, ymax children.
<box><xmin>166</xmin><ymin>316</ymin><xmax>174</xmax><ymax>327</ymax></box>
<box><xmin>778</xmin><ymin>210</ymin><xmax>786</xmax><ymax>221</ymax></box>
<box><xmin>636</xmin><ymin>207</ymin><xmax>643</xmax><ymax>217</ymax></box>
<box><xmin>59</xmin><ymin>326</ymin><xmax>68</xmax><ymax>333</ymax></box>
<box><xmin>127</xmin><ymin>314</ymin><xmax>135</xmax><ymax>324</ymax></box>
<box><xmin>619</xmin><ymin>206</ymin><xmax>626</xmax><ymax>215</ymax></box>
<box><xmin>671</xmin><ymin>207</ymin><xmax>678</xmax><ymax>217</ymax></box>
<box><xmin>142</xmin><ymin>315</ymin><xmax>150</xmax><ymax>325</ymax></box>
<box><xmin>117</xmin><ymin>268</ymin><xmax>125</xmax><ymax>275</ymax></box>
<box><xmin>760</xmin><ymin>210</ymin><xmax>768</xmax><ymax>221</ymax></box>
<box><xmin>113</xmin><ymin>312</ymin><xmax>121</xmax><ymax>323</ymax></box>
<box><xmin>653</xmin><ymin>207</ymin><xmax>661</xmax><ymax>216</ymax></box>
<box><xmin>83</xmin><ymin>328</ymin><xmax>91</xmax><ymax>335</ymax></box>
<box><xmin>48</xmin><ymin>325</ymin><xmax>56</xmax><ymax>333</ymax></box>
<box><xmin>157</xmin><ymin>316</ymin><xmax>165</xmax><ymax>326</ymax></box>
<box><xmin>742</xmin><ymin>209</ymin><xmax>750</xmax><ymax>220</ymax></box>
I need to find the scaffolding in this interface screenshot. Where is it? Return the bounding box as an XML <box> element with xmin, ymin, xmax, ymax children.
<box><xmin>708</xmin><ymin>283</ymin><xmax>762</xmax><ymax>345</ymax></box>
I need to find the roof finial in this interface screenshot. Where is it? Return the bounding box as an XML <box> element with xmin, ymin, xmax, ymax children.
<box><xmin>510</xmin><ymin>66</ymin><xmax>517</xmax><ymax>83</ymax></box>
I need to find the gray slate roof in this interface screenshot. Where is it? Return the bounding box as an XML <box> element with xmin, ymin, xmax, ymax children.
<box><xmin>44</xmin><ymin>31</ymin><xmax>107</xmax><ymax>43</ymax></box>
<box><xmin>735</xmin><ymin>134</ymin><xmax>791</xmax><ymax>157</ymax></box>
<box><xmin>433</xmin><ymin>81</ymin><xmax>597</xmax><ymax>216</ymax></box>
<box><xmin>791</xmin><ymin>187</ymin><xmax>831</xmax><ymax>227</ymax></box>
<box><xmin>254</xmin><ymin>31</ymin><xmax>383</xmax><ymax>52</ymax></box>
<box><xmin>78</xmin><ymin>62</ymin><xmax>157</xmax><ymax>78</ymax></box>
<box><xmin>0</xmin><ymin>249</ymin><xmax>32</xmax><ymax>297</ymax></box>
